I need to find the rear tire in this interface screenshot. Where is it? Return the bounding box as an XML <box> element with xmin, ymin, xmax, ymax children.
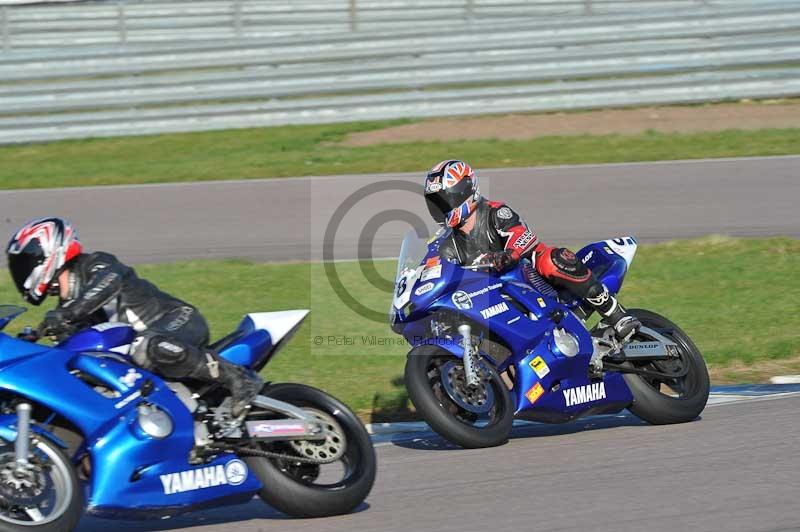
<box><xmin>244</xmin><ymin>383</ymin><xmax>375</xmax><ymax>518</ymax></box>
<box><xmin>405</xmin><ymin>345</ymin><xmax>514</xmax><ymax>448</ymax></box>
<box><xmin>624</xmin><ymin>309</ymin><xmax>710</xmax><ymax>425</ymax></box>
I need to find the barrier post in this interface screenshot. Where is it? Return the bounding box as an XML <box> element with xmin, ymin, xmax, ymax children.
<box><xmin>1</xmin><ymin>7</ymin><xmax>9</xmax><ymax>51</ymax></box>
<box><xmin>117</xmin><ymin>1</ymin><xmax>128</xmax><ymax>44</ymax></box>
<box><xmin>233</xmin><ymin>0</ymin><xmax>243</xmax><ymax>38</ymax></box>
<box><xmin>584</xmin><ymin>0</ymin><xmax>593</xmax><ymax>14</ymax></box>
<box><xmin>465</xmin><ymin>0</ymin><xmax>474</xmax><ymax>19</ymax></box>
<box><xmin>349</xmin><ymin>0</ymin><xmax>358</xmax><ymax>31</ymax></box>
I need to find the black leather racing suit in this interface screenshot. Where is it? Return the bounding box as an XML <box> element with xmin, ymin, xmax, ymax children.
<box><xmin>439</xmin><ymin>199</ymin><xmax>537</xmax><ymax>266</ymax></box>
<box><xmin>43</xmin><ymin>251</ymin><xmax>262</xmax><ymax>415</ymax></box>
<box><xmin>439</xmin><ymin>198</ymin><xmax>631</xmax><ymax>325</ymax></box>
<box><xmin>52</xmin><ymin>252</ymin><xmax>209</xmax><ymax>377</ymax></box>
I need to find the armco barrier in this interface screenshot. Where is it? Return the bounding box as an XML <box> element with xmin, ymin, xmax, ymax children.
<box><xmin>0</xmin><ymin>1</ymin><xmax>798</xmax><ymax>143</ymax></box>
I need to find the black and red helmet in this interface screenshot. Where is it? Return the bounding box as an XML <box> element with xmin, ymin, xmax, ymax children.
<box><xmin>6</xmin><ymin>217</ymin><xmax>83</xmax><ymax>305</ymax></box>
<box><xmin>424</xmin><ymin>160</ymin><xmax>480</xmax><ymax>228</ymax></box>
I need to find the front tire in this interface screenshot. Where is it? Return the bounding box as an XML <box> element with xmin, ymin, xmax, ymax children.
<box><xmin>0</xmin><ymin>436</ymin><xmax>82</xmax><ymax>532</ymax></box>
<box><xmin>405</xmin><ymin>345</ymin><xmax>514</xmax><ymax>448</ymax></box>
<box><xmin>624</xmin><ymin>309</ymin><xmax>710</xmax><ymax>425</ymax></box>
<box><xmin>244</xmin><ymin>383</ymin><xmax>375</xmax><ymax>518</ymax></box>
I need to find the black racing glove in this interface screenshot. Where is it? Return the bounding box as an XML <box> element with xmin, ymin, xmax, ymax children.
<box><xmin>487</xmin><ymin>250</ymin><xmax>515</xmax><ymax>272</ymax></box>
<box><xmin>38</xmin><ymin>308</ymin><xmax>75</xmax><ymax>339</ymax></box>
<box><xmin>16</xmin><ymin>327</ymin><xmax>39</xmax><ymax>343</ymax></box>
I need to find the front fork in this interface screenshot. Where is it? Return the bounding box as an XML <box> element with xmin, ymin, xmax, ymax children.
<box><xmin>458</xmin><ymin>324</ymin><xmax>481</xmax><ymax>387</ymax></box>
<box><xmin>15</xmin><ymin>403</ymin><xmax>32</xmax><ymax>464</ymax></box>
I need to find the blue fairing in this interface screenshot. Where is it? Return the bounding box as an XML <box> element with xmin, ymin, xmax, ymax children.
<box><xmin>392</xmin><ymin>234</ymin><xmax>638</xmax><ymax>422</ymax></box>
<box><xmin>0</xmin><ymin>310</ymin><xmax>298</xmax><ymax>518</ymax></box>
<box><xmin>58</xmin><ymin>323</ymin><xmax>135</xmax><ymax>353</ymax></box>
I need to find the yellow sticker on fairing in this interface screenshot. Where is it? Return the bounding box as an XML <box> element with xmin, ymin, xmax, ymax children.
<box><xmin>537</xmin><ymin>297</ymin><xmax>546</xmax><ymax>308</ymax></box>
<box><xmin>529</xmin><ymin>356</ymin><xmax>550</xmax><ymax>379</ymax></box>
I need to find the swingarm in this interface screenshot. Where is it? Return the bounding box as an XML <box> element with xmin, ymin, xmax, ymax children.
<box><xmin>591</xmin><ymin>326</ymin><xmax>686</xmax><ymax>379</ymax></box>
<box><xmin>620</xmin><ymin>327</ymin><xmax>682</xmax><ymax>362</ymax></box>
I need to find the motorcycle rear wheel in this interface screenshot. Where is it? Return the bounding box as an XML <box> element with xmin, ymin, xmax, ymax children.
<box><xmin>624</xmin><ymin>309</ymin><xmax>710</xmax><ymax>425</ymax></box>
<box><xmin>405</xmin><ymin>345</ymin><xmax>514</xmax><ymax>448</ymax></box>
<box><xmin>244</xmin><ymin>383</ymin><xmax>376</xmax><ymax>518</ymax></box>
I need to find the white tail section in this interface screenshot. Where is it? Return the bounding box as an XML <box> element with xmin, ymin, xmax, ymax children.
<box><xmin>604</xmin><ymin>237</ymin><xmax>638</xmax><ymax>267</ymax></box>
<box><xmin>246</xmin><ymin>310</ymin><xmax>309</xmax><ymax>344</ymax></box>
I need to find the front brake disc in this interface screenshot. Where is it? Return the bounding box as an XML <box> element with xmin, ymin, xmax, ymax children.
<box><xmin>439</xmin><ymin>360</ymin><xmax>495</xmax><ymax>414</ymax></box>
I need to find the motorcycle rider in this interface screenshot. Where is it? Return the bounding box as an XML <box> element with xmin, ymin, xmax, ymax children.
<box><xmin>423</xmin><ymin>160</ymin><xmax>641</xmax><ymax>346</ymax></box>
<box><xmin>5</xmin><ymin>217</ymin><xmax>262</xmax><ymax>416</ymax></box>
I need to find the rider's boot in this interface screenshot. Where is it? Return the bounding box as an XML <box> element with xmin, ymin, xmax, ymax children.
<box><xmin>585</xmin><ymin>284</ymin><xmax>641</xmax><ymax>362</ymax></box>
<box><xmin>190</xmin><ymin>352</ymin><xmax>263</xmax><ymax>417</ymax></box>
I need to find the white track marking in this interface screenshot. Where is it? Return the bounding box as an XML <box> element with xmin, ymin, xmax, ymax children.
<box><xmin>770</xmin><ymin>375</ymin><xmax>800</xmax><ymax>384</ymax></box>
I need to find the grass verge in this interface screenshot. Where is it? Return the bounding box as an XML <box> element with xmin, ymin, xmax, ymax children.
<box><xmin>1</xmin><ymin>236</ymin><xmax>797</xmax><ymax>419</ymax></box>
<box><xmin>0</xmin><ymin>121</ymin><xmax>798</xmax><ymax>189</ymax></box>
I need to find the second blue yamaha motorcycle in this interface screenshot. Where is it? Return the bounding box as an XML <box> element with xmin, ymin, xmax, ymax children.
<box><xmin>391</xmin><ymin>230</ymin><xmax>709</xmax><ymax>448</ymax></box>
<box><xmin>0</xmin><ymin>307</ymin><xmax>375</xmax><ymax>531</ymax></box>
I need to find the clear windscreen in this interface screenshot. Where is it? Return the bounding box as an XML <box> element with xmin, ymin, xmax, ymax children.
<box><xmin>395</xmin><ymin>230</ymin><xmax>429</xmax><ymax>282</ymax></box>
<box><xmin>0</xmin><ymin>304</ymin><xmax>27</xmax><ymax>331</ymax></box>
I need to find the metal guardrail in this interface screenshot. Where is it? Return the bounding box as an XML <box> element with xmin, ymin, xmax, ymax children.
<box><xmin>0</xmin><ymin>1</ymin><xmax>798</xmax><ymax>144</ymax></box>
<box><xmin>0</xmin><ymin>0</ymin><xmax>785</xmax><ymax>49</ymax></box>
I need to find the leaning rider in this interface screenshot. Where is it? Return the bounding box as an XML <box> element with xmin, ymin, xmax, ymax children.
<box><xmin>423</xmin><ymin>160</ymin><xmax>641</xmax><ymax>346</ymax></box>
<box><xmin>5</xmin><ymin>217</ymin><xmax>262</xmax><ymax>416</ymax></box>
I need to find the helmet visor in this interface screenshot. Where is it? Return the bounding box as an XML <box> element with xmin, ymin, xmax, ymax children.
<box><xmin>7</xmin><ymin>240</ymin><xmax>44</xmax><ymax>298</ymax></box>
<box><xmin>425</xmin><ymin>193</ymin><xmax>451</xmax><ymax>224</ymax></box>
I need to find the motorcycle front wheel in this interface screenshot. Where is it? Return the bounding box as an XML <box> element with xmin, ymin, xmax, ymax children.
<box><xmin>623</xmin><ymin>309</ymin><xmax>710</xmax><ymax>425</ymax></box>
<box><xmin>0</xmin><ymin>435</ymin><xmax>82</xmax><ymax>532</ymax></box>
<box><xmin>404</xmin><ymin>345</ymin><xmax>514</xmax><ymax>448</ymax></box>
<box><xmin>244</xmin><ymin>383</ymin><xmax>376</xmax><ymax>518</ymax></box>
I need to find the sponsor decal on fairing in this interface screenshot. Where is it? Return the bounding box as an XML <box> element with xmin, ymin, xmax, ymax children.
<box><xmin>420</xmin><ymin>264</ymin><xmax>442</xmax><ymax>281</ymax></box>
<box><xmin>114</xmin><ymin>391</ymin><xmax>141</xmax><ymax>410</ymax></box>
<box><xmin>451</xmin><ymin>291</ymin><xmax>472</xmax><ymax>310</ymax></box>
<box><xmin>528</xmin><ymin>356</ymin><xmax>550</xmax><ymax>379</ymax></box>
<box><xmin>525</xmin><ymin>382</ymin><xmax>544</xmax><ymax>404</ymax></box>
<box><xmin>160</xmin><ymin>459</ymin><xmax>249</xmax><ymax>495</ymax></box>
<box><xmin>467</xmin><ymin>283</ymin><xmax>502</xmax><ymax>298</ymax></box>
<box><xmin>563</xmin><ymin>383</ymin><xmax>607</xmax><ymax>407</ymax></box>
<box><xmin>415</xmin><ymin>282</ymin><xmax>434</xmax><ymax>296</ymax></box>
<box><xmin>480</xmin><ymin>302</ymin><xmax>509</xmax><ymax>319</ymax></box>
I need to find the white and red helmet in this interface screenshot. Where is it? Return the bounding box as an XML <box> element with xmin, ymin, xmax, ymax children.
<box><xmin>6</xmin><ymin>217</ymin><xmax>83</xmax><ymax>305</ymax></box>
<box><xmin>424</xmin><ymin>160</ymin><xmax>480</xmax><ymax>228</ymax></box>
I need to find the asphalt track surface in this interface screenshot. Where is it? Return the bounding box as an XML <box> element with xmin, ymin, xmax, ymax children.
<box><xmin>76</xmin><ymin>392</ymin><xmax>800</xmax><ymax>532</ymax></box>
<box><xmin>0</xmin><ymin>155</ymin><xmax>798</xmax><ymax>265</ymax></box>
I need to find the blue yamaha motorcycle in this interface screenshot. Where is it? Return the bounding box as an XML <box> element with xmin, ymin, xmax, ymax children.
<box><xmin>391</xmin><ymin>230</ymin><xmax>709</xmax><ymax>448</ymax></box>
<box><xmin>0</xmin><ymin>307</ymin><xmax>375</xmax><ymax>531</ymax></box>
